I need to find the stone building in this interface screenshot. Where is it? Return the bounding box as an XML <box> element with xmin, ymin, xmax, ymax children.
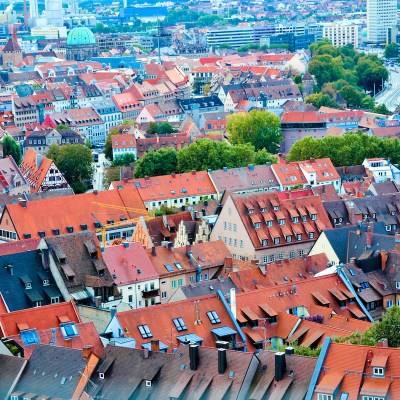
<box><xmin>66</xmin><ymin>25</ymin><xmax>98</xmax><ymax>61</ymax></box>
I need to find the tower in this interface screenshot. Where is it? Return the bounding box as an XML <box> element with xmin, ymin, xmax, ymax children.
<box><xmin>2</xmin><ymin>26</ymin><xmax>22</xmax><ymax>69</ymax></box>
<box><xmin>367</xmin><ymin>0</ymin><xmax>397</xmax><ymax>44</ymax></box>
<box><xmin>45</xmin><ymin>0</ymin><xmax>63</xmax><ymax>27</ymax></box>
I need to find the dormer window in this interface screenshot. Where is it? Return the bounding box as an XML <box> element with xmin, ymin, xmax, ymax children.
<box><xmin>309</xmin><ymin>232</ymin><xmax>314</xmax><ymax>239</ymax></box>
<box><xmin>267</xmin><ymin>220</ymin><xmax>273</xmax><ymax>227</ymax></box>
<box><xmin>274</xmin><ymin>237</ymin><xmax>280</xmax><ymax>244</ymax></box>
<box><xmin>297</xmin><ymin>234</ymin><xmax>302</xmax><ymax>240</ymax></box>
<box><xmin>292</xmin><ymin>217</ymin><xmax>299</xmax><ymax>223</ymax></box>
<box><xmin>99</xmin><ymin>372</ymin><xmax>105</xmax><ymax>379</ymax></box>
<box><xmin>261</xmin><ymin>208</ymin><xmax>266</xmax><ymax>213</ymax></box>
<box><xmin>302</xmin><ymin>216</ymin><xmax>307</xmax><ymax>222</ymax></box>
<box><xmin>278</xmin><ymin>219</ymin><xmax>285</xmax><ymax>226</ymax></box>
<box><xmin>273</xmin><ymin>206</ymin><xmax>279</xmax><ymax>211</ymax></box>
<box><xmin>372</xmin><ymin>367</ymin><xmax>385</xmax><ymax>377</ymax></box>
<box><xmin>254</xmin><ymin>222</ymin><xmax>261</xmax><ymax>229</ymax></box>
<box><xmin>262</xmin><ymin>239</ymin><xmax>268</xmax><ymax>246</ymax></box>
<box><xmin>311</xmin><ymin>214</ymin><xmax>317</xmax><ymax>221</ymax></box>
<box><xmin>396</xmin><ymin>281</ymin><xmax>400</xmax><ymax>289</ymax></box>
<box><xmin>25</xmin><ymin>282</ymin><xmax>32</xmax><ymax>289</ymax></box>
<box><xmin>286</xmin><ymin>235</ymin><xmax>292</xmax><ymax>243</ymax></box>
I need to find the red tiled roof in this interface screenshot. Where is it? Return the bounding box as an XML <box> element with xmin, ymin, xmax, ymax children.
<box><xmin>111</xmin><ymin>133</ymin><xmax>137</xmax><ymax>149</ymax></box>
<box><xmin>102</xmin><ymin>242</ymin><xmax>159</xmax><ymax>285</ymax></box>
<box><xmin>0</xmin><ymin>237</ymin><xmax>40</xmax><ymax>255</ymax></box>
<box><xmin>0</xmin><ymin>300</ymin><xmax>80</xmax><ymax>337</ymax></box>
<box><xmin>7</xmin><ymin>321</ymin><xmax>104</xmax><ymax>359</ymax></box>
<box><xmin>3</xmin><ymin>187</ymin><xmax>145</xmax><ymax>239</ymax></box>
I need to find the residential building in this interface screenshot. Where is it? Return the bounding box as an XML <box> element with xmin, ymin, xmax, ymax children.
<box><xmin>147</xmin><ymin>241</ymin><xmax>231</xmax><ymax>303</ymax></box>
<box><xmin>102</xmin><ymin>242</ymin><xmax>160</xmax><ymax>309</ymax></box>
<box><xmin>12</xmin><ymin>344</ymin><xmax>99</xmax><ymax>400</ymax></box>
<box><xmin>309</xmin><ymin>222</ymin><xmax>395</xmax><ymax>265</ymax></box>
<box><xmin>208</xmin><ymin>164</ymin><xmax>280</xmax><ymax>198</ymax></box>
<box><xmin>362</xmin><ymin>157</ymin><xmax>400</xmax><ymax>183</ymax></box>
<box><xmin>19</xmin><ymin>148</ymin><xmax>71</xmax><ymax>193</ymax></box>
<box><xmin>178</xmin><ymin>95</ymin><xmax>224</xmax><ymax>125</ymax></box>
<box><xmin>12</xmin><ymin>96</ymin><xmax>40</xmax><ymax>128</ymax></box>
<box><xmin>0</xmin><ymin>156</ymin><xmax>30</xmax><ymax>196</ymax></box>
<box><xmin>112</xmin><ymin>92</ymin><xmax>142</xmax><ymax>121</ymax></box>
<box><xmin>367</xmin><ymin>0</ymin><xmax>397</xmax><ymax>43</ymax></box>
<box><xmin>23</xmin><ymin>128</ymin><xmax>85</xmax><ymax>155</ymax></box>
<box><xmin>0</xmin><ymin>354</ymin><xmax>26</xmax><ymax>400</ymax></box>
<box><xmin>104</xmin><ymin>293</ymin><xmax>243</xmax><ymax>351</ymax></box>
<box><xmin>91</xmin><ymin>98</ymin><xmax>123</xmax><ymax>136</ymax></box>
<box><xmin>210</xmin><ymin>189</ymin><xmax>332</xmax><ymax>262</ymax></box>
<box><xmin>48</xmin><ymin>107</ymin><xmax>106</xmax><ymax>144</ymax></box>
<box><xmin>111</xmin><ymin>171</ymin><xmax>217</xmax><ymax>211</ymax></box>
<box><xmin>40</xmin><ymin>231</ymin><xmax>123</xmax><ymax>309</ymax></box>
<box><xmin>323</xmin><ymin>22</ymin><xmax>359</xmax><ymax>48</ymax></box>
<box><xmin>199</xmin><ymin>111</ymin><xmax>229</xmax><ymax>132</ymax></box>
<box><xmin>111</xmin><ymin>133</ymin><xmax>137</xmax><ymax>160</ymax></box>
<box><xmin>310</xmin><ymin>339</ymin><xmax>400</xmax><ymax>399</ymax></box>
<box><xmin>0</xmin><ymin>248</ymin><xmax>62</xmax><ymax>311</ymax></box>
<box><xmin>0</xmin><ymin>187</ymin><xmax>146</xmax><ymax>241</ymax></box>
<box><xmin>271</xmin><ymin>157</ymin><xmax>341</xmax><ymax>192</ymax></box>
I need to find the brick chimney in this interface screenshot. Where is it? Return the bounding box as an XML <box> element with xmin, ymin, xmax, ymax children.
<box><xmin>377</xmin><ymin>338</ymin><xmax>388</xmax><ymax>347</ymax></box>
<box><xmin>82</xmin><ymin>345</ymin><xmax>93</xmax><ymax>358</ymax></box>
<box><xmin>151</xmin><ymin>339</ymin><xmax>160</xmax><ymax>352</ymax></box>
<box><xmin>64</xmin><ymin>338</ymin><xmax>72</xmax><ymax>348</ymax></box>
<box><xmin>366</xmin><ymin>225</ymin><xmax>373</xmax><ymax>248</ymax></box>
<box><xmin>380</xmin><ymin>250</ymin><xmax>387</xmax><ymax>271</ymax></box>
<box><xmin>224</xmin><ymin>256</ymin><xmax>233</xmax><ymax>269</ymax></box>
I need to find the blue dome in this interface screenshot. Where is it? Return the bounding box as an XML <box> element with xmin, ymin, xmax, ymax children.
<box><xmin>67</xmin><ymin>25</ymin><xmax>96</xmax><ymax>46</ymax></box>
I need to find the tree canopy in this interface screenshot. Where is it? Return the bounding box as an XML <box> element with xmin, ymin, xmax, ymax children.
<box><xmin>146</xmin><ymin>122</ymin><xmax>175</xmax><ymax>135</ymax></box>
<box><xmin>104</xmin><ymin>128</ymin><xmax>120</xmax><ymax>160</ymax></box>
<box><xmin>287</xmin><ymin>132</ymin><xmax>400</xmax><ymax>166</ymax></box>
<box><xmin>134</xmin><ymin>139</ymin><xmax>277</xmax><ymax>178</ymax></box>
<box><xmin>112</xmin><ymin>153</ymin><xmax>136</xmax><ymax>166</ymax></box>
<box><xmin>384</xmin><ymin>43</ymin><xmax>399</xmax><ymax>59</ymax></box>
<box><xmin>3</xmin><ymin>136</ymin><xmax>22</xmax><ymax>165</ymax></box>
<box><xmin>227</xmin><ymin>109</ymin><xmax>282</xmax><ymax>152</ymax></box>
<box><xmin>307</xmin><ymin>40</ymin><xmax>387</xmax><ymax>109</ymax></box>
<box><xmin>335</xmin><ymin>306</ymin><xmax>400</xmax><ymax>348</ymax></box>
<box><xmin>47</xmin><ymin>144</ymin><xmax>94</xmax><ymax>194</ymax></box>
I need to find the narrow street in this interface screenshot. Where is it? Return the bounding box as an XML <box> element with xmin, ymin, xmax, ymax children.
<box><xmin>375</xmin><ymin>68</ymin><xmax>400</xmax><ymax>111</ymax></box>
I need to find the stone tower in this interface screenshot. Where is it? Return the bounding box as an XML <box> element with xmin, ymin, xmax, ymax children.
<box><xmin>2</xmin><ymin>28</ymin><xmax>22</xmax><ymax>69</ymax></box>
<box><xmin>302</xmin><ymin>72</ymin><xmax>315</xmax><ymax>98</ymax></box>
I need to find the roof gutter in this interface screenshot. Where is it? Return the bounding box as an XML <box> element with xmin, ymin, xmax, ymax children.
<box><xmin>305</xmin><ymin>337</ymin><xmax>332</xmax><ymax>400</ymax></box>
<box><xmin>337</xmin><ymin>266</ymin><xmax>374</xmax><ymax>323</ymax></box>
<box><xmin>217</xmin><ymin>289</ymin><xmax>247</xmax><ymax>352</ymax></box>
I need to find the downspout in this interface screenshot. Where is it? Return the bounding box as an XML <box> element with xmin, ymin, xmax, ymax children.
<box><xmin>305</xmin><ymin>337</ymin><xmax>332</xmax><ymax>400</ymax></box>
<box><xmin>337</xmin><ymin>266</ymin><xmax>374</xmax><ymax>323</ymax></box>
<box><xmin>187</xmin><ymin>250</ymin><xmax>202</xmax><ymax>282</ymax></box>
<box><xmin>217</xmin><ymin>289</ymin><xmax>247</xmax><ymax>352</ymax></box>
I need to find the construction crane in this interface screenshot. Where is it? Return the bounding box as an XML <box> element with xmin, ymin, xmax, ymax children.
<box><xmin>91</xmin><ymin>202</ymin><xmax>154</xmax><ymax>247</ymax></box>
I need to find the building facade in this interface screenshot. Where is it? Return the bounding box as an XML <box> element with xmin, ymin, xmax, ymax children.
<box><xmin>367</xmin><ymin>0</ymin><xmax>397</xmax><ymax>43</ymax></box>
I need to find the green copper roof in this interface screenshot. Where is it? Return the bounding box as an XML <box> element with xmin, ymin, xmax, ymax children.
<box><xmin>66</xmin><ymin>25</ymin><xmax>96</xmax><ymax>46</ymax></box>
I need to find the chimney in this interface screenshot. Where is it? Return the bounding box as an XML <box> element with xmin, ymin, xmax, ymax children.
<box><xmin>168</xmin><ymin>242</ymin><xmax>173</xmax><ymax>251</ymax></box>
<box><xmin>285</xmin><ymin>347</ymin><xmax>294</xmax><ymax>356</ymax></box>
<box><xmin>186</xmin><ymin>244</ymin><xmax>191</xmax><ymax>256</ymax></box>
<box><xmin>224</xmin><ymin>256</ymin><xmax>233</xmax><ymax>269</ymax></box>
<box><xmin>275</xmin><ymin>352</ymin><xmax>286</xmax><ymax>381</ymax></box>
<box><xmin>64</xmin><ymin>338</ymin><xmax>72</xmax><ymax>348</ymax></box>
<box><xmin>189</xmin><ymin>344</ymin><xmax>199</xmax><ymax>371</ymax></box>
<box><xmin>366</xmin><ymin>225</ymin><xmax>373</xmax><ymax>248</ymax></box>
<box><xmin>151</xmin><ymin>246</ymin><xmax>156</xmax><ymax>256</ymax></box>
<box><xmin>191</xmin><ymin>170</ymin><xmax>196</xmax><ymax>175</ymax></box>
<box><xmin>378</xmin><ymin>338</ymin><xmax>388</xmax><ymax>347</ymax></box>
<box><xmin>82</xmin><ymin>345</ymin><xmax>93</xmax><ymax>358</ymax></box>
<box><xmin>218</xmin><ymin>348</ymin><xmax>227</xmax><ymax>374</ymax></box>
<box><xmin>230</xmin><ymin>288</ymin><xmax>236</xmax><ymax>319</ymax></box>
<box><xmin>151</xmin><ymin>339</ymin><xmax>160</xmax><ymax>352</ymax></box>
<box><xmin>143</xmin><ymin>348</ymin><xmax>150</xmax><ymax>359</ymax></box>
<box><xmin>395</xmin><ymin>233</ymin><xmax>400</xmax><ymax>251</ymax></box>
<box><xmin>19</xmin><ymin>198</ymin><xmax>27</xmax><ymax>208</ymax></box>
<box><xmin>259</xmin><ymin>264</ymin><xmax>266</xmax><ymax>275</ymax></box>
<box><xmin>93</xmin><ymin>189</ymin><xmax>98</xmax><ymax>195</ymax></box>
<box><xmin>123</xmin><ymin>242</ymin><xmax>130</xmax><ymax>249</ymax></box>
<box><xmin>380</xmin><ymin>250</ymin><xmax>387</xmax><ymax>271</ymax></box>
<box><xmin>36</xmin><ymin>153</ymin><xmax>43</xmax><ymax>169</ymax></box>
<box><xmin>94</xmin><ymin>296</ymin><xmax>102</xmax><ymax>308</ymax></box>
<box><xmin>347</xmin><ymin>201</ymin><xmax>357</xmax><ymax>225</ymax></box>
<box><xmin>51</xmin><ymin>327</ymin><xmax>56</xmax><ymax>346</ymax></box>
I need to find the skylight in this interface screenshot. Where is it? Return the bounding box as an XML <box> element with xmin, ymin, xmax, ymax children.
<box><xmin>164</xmin><ymin>263</ymin><xmax>173</xmax><ymax>272</ymax></box>
<box><xmin>60</xmin><ymin>322</ymin><xmax>79</xmax><ymax>339</ymax></box>
<box><xmin>20</xmin><ymin>328</ymin><xmax>40</xmax><ymax>346</ymax></box>
<box><xmin>138</xmin><ymin>324</ymin><xmax>152</xmax><ymax>338</ymax></box>
<box><xmin>207</xmin><ymin>310</ymin><xmax>221</xmax><ymax>324</ymax></box>
<box><xmin>173</xmin><ymin>317</ymin><xmax>187</xmax><ymax>332</ymax></box>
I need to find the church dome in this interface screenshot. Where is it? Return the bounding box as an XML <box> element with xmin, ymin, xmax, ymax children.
<box><xmin>67</xmin><ymin>25</ymin><xmax>96</xmax><ymax>46</ymax></box>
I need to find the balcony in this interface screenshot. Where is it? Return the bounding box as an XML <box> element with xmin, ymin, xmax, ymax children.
<box><xmin>142</xmin><ymin>288</ymin><xmax>160</xmax><ymax>299</ymax></box>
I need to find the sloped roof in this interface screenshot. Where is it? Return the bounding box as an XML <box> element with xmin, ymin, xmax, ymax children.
<box><xmin>0</xmin><ymin>354</ymin><xmax>26</xmax><ymax>400</ymax></box>
<box><xmin>3</xmin><ymin>187</ymin><xmax>145</xmax><ymax>239</ymax></box>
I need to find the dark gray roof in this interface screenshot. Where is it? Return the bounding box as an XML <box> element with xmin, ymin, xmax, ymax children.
<box><xmin>179</xmin><ymin>277</ymin><xmax>237</xmax><ymax>299</ymax></box>
<box><xmin>0</xmin><ymin>250</ymin><xmax>61</xmax><ymax>311</ymax></box>
<box><xmin>370</xmin><ymin>180</ymin><xmax>399</xmax><ymax>195</ymax></box>
<box><xmin>0</xmin><ymin>354</ymin><xmax>27</xmax><ymax>400</ymax></box>
<box><xmin>178</xmin><ymin>95</ymin><xmax>223</xmax><ymax>111</ymax></box>
<box><xmin>322</xmin><ymin>222</ymin><xmax>394</xmax><ymax>264</ymax></box>
<box><xmin>335</xmin><ymin>165</ymin><xmax>367</xmax><ymax>181</ymax></box>
<box><xmin>14</xmin><ymin>345</ymin><xmax>87</xmax><ymax>399</ymax></box>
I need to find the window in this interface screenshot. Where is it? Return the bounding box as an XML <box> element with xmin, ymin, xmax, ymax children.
<box><xmin>262</xmin><ymin>255</ymin><xmax>268</xmax><ymax>263</ymax></box>
<box><xmin>138</xmin><ymin>324</ymin><xmax>152</xmax><ymax>338</ymax></box>
<box><xmin>178</xmin><ymin>279</ymin><xmax>183</xmax><ymax>286</ymax></box>
<box><xmin>286</xmin><ymin>235</ymin><xmax>292</xmax><ymax>243</ymax></box>
<box><xmin>267</xmin><ymin>220</ymin><xmax>273</xmax><ymax>227</ymax></box>
<box><xmin>207</xmin><ymin>310</ymin><xmax>221</xmax><ymax>324</ymax></box>
<box><xmin>270</xmin><ymin>254</ymin><xmax>275</xmax><ymax>262</ymax></box>
<box><xmin>289</xmin><ymin>251</ymin><xmax>295</xmax><ymax>259</ymax></box>
<box><xmin>172</xmin><ymin>280</ymin><xmax>177</xmax><ymax>288</ymax></box>
<box><xmin>396</xmin><ymin>281</ymin><xmax>400</xmax><ymax>289</ymax></box>
<box><xmin>309</xmin><ymin>232</ymin><xmax>314</xmax><ymax>239</ymax></box>
<box><xmin>128</xmin><ymin>295</ymin><xmax>133</xmax><ymax>302</ymax></box>
<box><xmin>362</xmin><ymin>397</ymin><xmax>384</xmax><ymax>400</ymax></box>
<box><xmin>297</xmin><ymin>234</ymin><xmax>302</xmax><ymax>240</ymax></box>
<box><xmin>161</xmin><ymin>291</ymin><xmax>167</xmax><ymax>299</ymax></box>
<box><xmin>173</xmin><ymin>317</ymin><xmax>187</xmax><ymax>331</ymax></box>
<box><xmin>317</xmin><ymin>394</ymin><xmax>332</xmax><ymax>400</ymax></box>
<box><xmin>204</xmin><ymin>273</ymin><xmax>209</xmax><ymax>280</ymax></box>
<box><xmin>99</xmin><ymin>372</ymin><xmax>105</xmax><ymax>380</ymax></box>
<box><xmin>274</xmin><ymin>238</ymin><xmax>280</xmax><ymax>244</ymax></box>
<box><xmin>145</xmin><ymin>380</ymin><xmax>152</xmax><ymax>387</ymax></box>
<box><xmin>299</xmin><ymin>250</ymin><xmax>305</xmax><ymax>257</ymax></box>
<box><xmin>387</xmin><ymin>300</ymin><xmax>394</xmax><ymax>308</ymax></box>
<box><xmin>278</xmin><ymin>219</ymin><xmax>285</xmax><ymax>226</ymax></box>
<box><xmin>371</xmin><ymin>367</ymin><xmax>387</xmax><ymax>380</ymax></box>
<box><xmin>278</xmin><ymin>253</ymin><xmax>284</xmax><ymax>260</ymax></box>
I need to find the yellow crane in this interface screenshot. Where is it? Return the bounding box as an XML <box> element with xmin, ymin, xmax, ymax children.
<box><xmin>91</xmin><ymin>202</ymin><xmax>155</xmax><ymax>247</ymax></box>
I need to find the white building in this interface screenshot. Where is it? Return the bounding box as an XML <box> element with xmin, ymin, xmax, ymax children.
<box><xmin>323</xmin><ymin>23</ymin><xmax>359</xmax><ymax>48</ymax></box>
<box><xmin>367</xmin><ymin>0</ymin><xmax>397</xmax><ymax>44</ymax></box>
<box><xmin>363</xmin><ymin>158</ymin><xmax>400</xmax><ymax>183</ymax></box>
<box><xmin>45</xmin><ymin>0</ymin><xmax>64</xmax><ymax>27</ymax></box>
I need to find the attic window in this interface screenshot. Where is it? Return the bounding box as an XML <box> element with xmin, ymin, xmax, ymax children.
<box><xmin>207</xmin><ymin>310</ymin><xmax>221</xmax><ymax>324</ymax></box>
<box><xmin>173</xmin><ymin>317</ymin><xmax>187</xmax><ymax>332</ymax></box>
<box><xmin>138</xmin><ymin>324</ymin><xmax>152</xmax><ymax>338</ymax></box>
<box><xmin>53</xmin><ymin>228</ymin><xmax>60</xmax><ymax>236</ymax></box>
<box><xmin>38</xmin><ymin>231</ymin><xmax>46</xmax><ymax>238</ymax></box>
<box><xmin>66</xmin><ymin>226</ymin><xmax>74</xmax><ymax>233</ymax></box>
<box><xmin>99</xmin><ymin>372</ymin><xmax>105</xmax><ymax>379</ymax></box>
<box><xmin>60</xmin><ymin>322</ymin><xmax>79</xmax><ymax>338</ymax></box>
<box><xmin>80</xmin><ymin>224</ymin><xmax>88</xmax><ymax>231</ymax></box>
<box><xmin>145</xmin><ymin>380</ymin><xmax>152</xmax><ymax>387</ymax></box>
<box><xmin>23</xmin><ymin>233</ymin><xmax>31</xmax><ymax>239</ymax></box>
<box><xmin>372</xmin><ymin>367</ymin><xmax>385</xmax><ymax>377</ymax></box>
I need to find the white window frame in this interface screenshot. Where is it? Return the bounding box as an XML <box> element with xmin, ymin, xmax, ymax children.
<box><xmin>372</xmin><ymin>367</ymin><xmax>384</xmax><ymax>377</ymax></box>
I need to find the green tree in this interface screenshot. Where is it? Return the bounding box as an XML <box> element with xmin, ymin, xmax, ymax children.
<box><xmin>85</xmin><ymin>138</ymin><xmax>92</xmax><ymax>149</ymax></box>
<box><xmin>146</xmin><ymin>122</ymin><xmax>175</xmax><ymax>135</ymax></box>
<box><xmin>55</xmin><ymin>144</ymin><xmax>94</xmax><ymax>194</ymax></box>
<box><xmin>3</xmin><ymin>136</ymin><xmax>22</xmax><ymax>164</ymax></box>
<box><xmin>305</xmin><ymin>93</ymin><xmax>340</xmax><ymax>109</ymax></box>
<box><xmin>339</xmin><ymin>85</ymin><xmax>364</xmax><ymax>108</ymax></box>
<box><xmin>254</xmin><ymin>148</ymin><xmax>278</xmax><ymax>165</ymax></box>
<box><xmin>46</xmin><ymin>143</ymin><xmax>60</xmax><ymax>161</ymax></box>
<box><xmin>373</xmin><ymin>103</ymin><xmax>390</xmax><ymax>115</ymax></box>
<box><xmin>103</xmin><ymin>165</ymin><xmax>121</xmax><ymax>189</ymax></box>
<box><xmin>104</xmin><ymin>129</ymin><xmax>120</xmax><ymax>160</ymax></box>
<box><xmin>384</xmin><ymin>43</ymin><xmax>399</xmax><ymax>58</ymax></box>
<box><xmin>56</xmin><ymin>124</ymin><xmax>70</xmax><ymax>130</ymax></box>
<box><xmin>134</xmin><ymin>147</ymin><xmax>178</xmax><ymax>178</ymax></box>
<box><xmin>227</xmin><ymin>110</ymin><xmax>282</xmax><ymax>152</ymax></box>
<box><xmin>113</xmin><ymin>153</ymin><xmax>136</xmax><ymax>166</ymax></box>
<box><xmin>203</xmin><ymin>83</ymin><xmax>211</xmax><ymax>96</ymax></box>
<box><xmin>293</xmin><ymin>74</ymin><xmax>302</xmax><ymax>84</ymax></box>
